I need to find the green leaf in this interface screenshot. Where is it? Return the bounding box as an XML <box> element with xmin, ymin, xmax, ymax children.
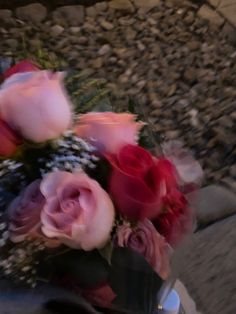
<box><xmin>98</xmin><ymin>241</ymin><xmax>114</xmax><ymax>265</ymax></box>
<box><xmin>108</xmin><ymin>247</ymin><xmax>163</xmax><ymax>314</ymax></box>
<box><xmin>40</xmin><ymin>249</ymin><xmax>109</xmax><ymax>289</ymax></box>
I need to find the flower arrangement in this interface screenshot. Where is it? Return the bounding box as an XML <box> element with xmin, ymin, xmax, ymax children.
<box><xmin>0</xmin><ymin>60</ymin><xmax>202</xmax><ymax>314</ymax></box>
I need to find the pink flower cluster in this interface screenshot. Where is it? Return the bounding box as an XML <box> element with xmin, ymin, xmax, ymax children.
<box><xmin>1</xmin><ymin>60</ymin><xmax>202</xmax><ymax>285</ymax></box>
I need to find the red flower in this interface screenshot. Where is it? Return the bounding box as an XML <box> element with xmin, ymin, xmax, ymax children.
<box><xmin>0</xmin><ymin>119</ymin><xmax>22</xmax><ymax>157</ymax></box>
<box><xmin>107</xmin><ymin>144</ymin><xmax>177</xmax><ymax>220</ymax></box>
<box><xmin>153</xmin><ymin>189</ymin><xmax>193</xmax><ymax>247</ymax></box>
<box><xmin>3</xmin><ymin>60</ymin><xmax>39</xmax><ymax>79</ymax></box>
<box><xmin>80</xmin><ymin>283</ymin><xmax>116</xmax><ymax>309</ymax></box>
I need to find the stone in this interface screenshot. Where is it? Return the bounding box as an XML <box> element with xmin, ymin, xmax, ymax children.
<box><xmin>133</xmin><ymin>0</ymin><xmax>161</xmax><ymax>12</ymax></box>
<box><xmin>95</xmin><ymin>2</ymin><xmax>108</xmax><ymax>12</ymax></box>
<box><xmin>86</xmin><ymin>6</ymin><xmax>97</xmax><ymax>18</ymax></box>
<box><xmin>98</xmin><ymin>44</ymin><xmax>111</xmax><ymax>56</ymax></box>
<box><xmin>219</xmin><ymin>3</ymin><xmax>236</xmax><ymax>28</ymax></box>
<box><xmin>187</xmin><ymin>185</ymin><xmax>236</xmax><ymax>225</ymax></box>
<box><xmin>53</xmin><ymin>5</ymin><xmax>84</xmax><ymax>26</ymax></box>
<box><xmin>109</xmin><ymin>0</ymin><xmax>135</xmax><ymax>13</ymax></box>
<box><xmin>209</xmin><ymin>0</ymin><xmax>221</xmax><ymax>7</ymax></box>
<box><xmin>5</xmin><ymin>39</ymin><xmax>18</xmax><ymax>49</ymax></box>
<box><xmin>187</xmin><ymin>40</ymin><xmax>201</xmax><ymax>51</ymax></box>
<box><xmin>91</xmin><ymin>57</ymin><xmax>103</xmax><ymax>69</ymax></box>
<box><xmin>197</xmin><ymin>5</ymin><xmax>224</xmax><ymax>27</ymax></box>
<box><xmin>0</xmin><ymin>9</ymin><xmax>12</xmax><ymax>20</ymax></box>
<box><xmin>69</xmin><ymin>26</ymin><xmax>80</xmax><ymax>34</ymax></box>
<box><xmin>100</xmin><ymin>20</ymin><xmax>114</xmax><ymax>30</ymax></box>
<box><xmin>51</xmin><ymin>25</ymin><xmax>64</xmax><ymax>37</ymax></box>
<box><xmin>179</xmin><ymin>215</ymin><xmax>236</xmax><ymax>314</ymax></box>
<box><xmin>77</xmin><ymin>36</ymin><xmax>88</xmax><ymax>45</ymax></box>
<box><xmin>15</xmin><ymin>3</ymin><xmax>47</xmax><ymax>23</ymax></box>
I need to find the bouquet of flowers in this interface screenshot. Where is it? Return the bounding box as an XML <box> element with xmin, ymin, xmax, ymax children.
<box><xmin>0</xmin><ymin>60</ymin><xmax>203</xmax><ymax>314</ymax></box>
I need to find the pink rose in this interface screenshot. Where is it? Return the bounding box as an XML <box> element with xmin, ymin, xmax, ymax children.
<box><xmin>163</xmin><ymin>140</ymin><xmax>204</xmax><ymax>192</ymax></box>
<box><xmin>40</xmin><ymin>171</ymin><xmax>115</xmax><ymax>250</ymax></box>
<box><xmin>117</xmin><ymin>220</ymin><xmax>171</xmax><ymax>280</ymax></box>
<box><xmin>8</xmin><ymin>180</ymin><xmax>45</xmax><ymax>243</ymax></box>
<box><xmin>0</xmin><ymin>118</ymin><xmax>22</xmax><ymax>157</ymax></box>
<box><xmin>75</xmin><ymin>112</ymin><xmax>144</xmax><ymax>154</ymax></box>
<box><xmin>0</xmin><ymin>70</ymin><xmax>72</xmax><ymax>143</ymax></box>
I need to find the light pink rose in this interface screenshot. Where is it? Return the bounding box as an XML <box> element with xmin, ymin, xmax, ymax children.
<box><xmin>8</xmin><ymin>180</ymin><xmax>45</xmax><ymax>243</ymax></box>
<box><xmin>40</xmin><ymin>171</ymin><xmax>115</xmax><ymax>250</ymax></box>
<box><xmin>117</xmin><ymin>220</ymin><xmax>171</xmax><ymax>280</ymax></box>
<box><xmin>162</xmin><ymin>140</ymin><xmax>204</xmax><ymax>192</ymax></box>
<box><xmin>0</xmin><ymin>71</ymin><xmax>72</xmax><ymax>143</ymax></box>
<box><xmin>75</xmin><ymin>112</ymin><xmax>144</xmax><ymax>154</ymax></box>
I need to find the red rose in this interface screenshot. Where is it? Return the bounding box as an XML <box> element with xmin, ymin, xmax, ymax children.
<box><xmin>3</xmin><ymin>60</ymin><xmax>39</xmax><ymax>79</ymax></box>
<box><xmin>0</xmin><ymin>119</ymin><xmax>22</xmax><ymax>157</ymax></box>
<box><xmin>153</xmin><ymin>189</ymin><xmax>193</xmax><ymax>247</ymax></box>
<box><xmin>107</xmin><ymin>144</ymin><xmax>177</xmax><ymax>220</ymax></box>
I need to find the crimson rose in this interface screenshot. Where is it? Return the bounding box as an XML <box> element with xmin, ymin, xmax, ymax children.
<box><xmin>107</xmin><ymin>144</ymin><xmax>177</xmax><ymax>220</ymax></box>
<box><xmin>153</xmin><ymin>189</ymin><xmax>193</xmax><ymax>247</ymax></box>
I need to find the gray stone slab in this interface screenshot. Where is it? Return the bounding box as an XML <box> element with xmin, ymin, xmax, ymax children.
<box><xmin>187</xmin><ymin>185</ymin><xmax>236</xmax><ymax>225</ymax></box>
<box><xmin>179</xmin><ymin>214</ymin><xmax>236</xmax><ymax>314</ymax></box>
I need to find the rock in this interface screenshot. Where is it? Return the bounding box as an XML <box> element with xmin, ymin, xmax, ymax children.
<box><xmin>91</xmin><ymin>57</ymin><xmax>103</xmax><ymax>69</ymax></box>
<box><xmin>69</xmin><ymin>26</ymin><xmax>80</xmax><ymax>34</ymax></box>
<box><xmin>183</xmin><ymin>68</ymin><xmax>197</xmax><ymax>83</ymax></box>
<box><xmin>133</xmin><ymin>0</ymin><xmax>161</xmax><ymax>12</ymax></box>
<box><xmin>187</xmin><ymin>40</ymin><xmax>201</xmax><ymax>51</ymax></box>
<box><xmin>53</xmin><ymin>5</ymin><xmax>84</xmax><ymax>26</ymax></box>
<box><xmin>218</xmin><ymin>2</ymin><xmax>236</xmax><ymax>28</ymax></box>
<box><xmin>15</xmin><ymin>3</ymin><xmax>47</xmax><ymax>23</ymax></box>
<box><xmin>109</xmin><ymin>0</ymin><xmax>135</xmax><ymax>13</ymax></box>
<box><xmin>100</xmin><ymin>20</ymin><xmax>114</xmax><ymax>30</ymax></box>
<box><xmin>77</xmin><ymin>36</ymin><xmax>88</xmax><ymax>45</ymax></box>
<box><xmin>125</xmin><ymin>28</ymin><xmax>137</xmax><ymax>40</ymax></box>
<box><xmin>187</xmin><ymin>185</ymin><xmax>236</xmax><ymax>225</ymax></box>
<box><xmin>86</xmin><ymin>6</ymin><xmax>97</xmax><ymax>18</ymax></box>
<box><xmin>0</xmin><ymin>9</ymin><xmax>12</xmax><ymax>20</ymax></box>
<box><xmin>222</xmin><ymin>23</ymin><xmax>236</xmax><ymax>46</ymax></box>
<box><xmin>5</xmin><ymin>39</ymin><xmax>18</xmax><ymax>49</ymax></box>
<box><xmin>209</xmin><ymin>0</ymin><xmax>221</xmax><ymax>7</ymax></box>
<box><xmin>197</xmin><ymin>5</ymin><xmax>224</xmax><ymax>27</ymax></box>
<box><xmin>98</xmin><ymin>44</ymin><xmax>111</xmax><ymax>56</ymax></box>
<box><xmin>51</xmin><ymin>25</ymin><xmax>64</xmax><ymax>37</ymax></box>
<box><xmin>95</xmin><ymin>2</ymin><xmax>108</xmax><ymax>12</ymax></box>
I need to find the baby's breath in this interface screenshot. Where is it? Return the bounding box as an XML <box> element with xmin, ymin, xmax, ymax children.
<box><xmin>39</xmin><ymin>131</ymin><xmax>99</xmax><ymax>176</ymax></box>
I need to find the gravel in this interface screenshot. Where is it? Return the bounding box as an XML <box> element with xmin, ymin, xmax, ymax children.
<box><xmin>0</xmin><ymin>0</ymin><xmax>235</xmax><ymax>192</ymax></box>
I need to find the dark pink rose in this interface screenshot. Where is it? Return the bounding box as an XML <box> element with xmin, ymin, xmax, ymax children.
<box><xmin>117</xmin><ymin>219</ymin><xmax>171</xmax><ymax>279</ymax></box>
<box><xmin>3</xmin><ymin>60</ymin><xmax>40</xmax><ymax>79</ymax></box>
<box><xmin>107</xmin><ymin>144</ymin><xmax>177</xmax><ymax>220</ymax></box>
<box><xmin>153</xmin><ymin>189</ymin><xmax>193</xmax><ymax>247</ymax></box>
<box><xmin>0</xmin><ymin>118</ymin><xmax>22</xmax><ymax>157</ymax></box>
<box><xmin>8</xmin><ymin>180</ymin><xmax>45</xmax><ymax>242</ymax></box>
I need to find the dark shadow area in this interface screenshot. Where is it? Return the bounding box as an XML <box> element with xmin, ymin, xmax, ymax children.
<box><xmin>0</xmin><ymin>0</ymin><xmax>103</xmax><ymax>10</ymax></box>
